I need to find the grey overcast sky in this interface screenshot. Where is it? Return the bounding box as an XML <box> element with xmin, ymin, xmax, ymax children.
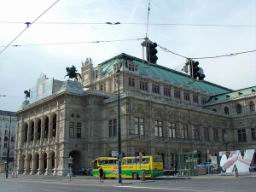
<box><xmin>0</xmin><ymin>0</ymin><xmax>255</xmax><ymax>111</ymax></box>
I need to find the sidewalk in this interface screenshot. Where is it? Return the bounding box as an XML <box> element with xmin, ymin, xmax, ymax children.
<box><xmin>0</xmin><ymin>173</ymin><xmax>152</xmax><ymax>186</ymax></box>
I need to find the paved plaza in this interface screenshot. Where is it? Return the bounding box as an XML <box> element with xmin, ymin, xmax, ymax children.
<box><xmin>1</xmin><ymin>174</ymin><xmax>256</xmax><ymax>192</ymax></box>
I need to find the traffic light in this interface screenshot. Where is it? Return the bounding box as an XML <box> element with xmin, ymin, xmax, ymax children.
<box><xmin>189</xmin><ymin>60</ymin><xmax>205</xmax><ymax>80</ymax></box>
<box><xmin>146</xmin><ymin>42</ymin><xmax>158</xmax><ymax>64</ymax></box>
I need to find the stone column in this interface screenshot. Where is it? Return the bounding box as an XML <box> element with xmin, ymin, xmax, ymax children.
<box><xmin>27</xmin><ymin>122</ymin><xmax>31</xmax><ymax>146</ymax></box>
<box><xmin>40</xmin><ymin>117</ymin><xmax>45</xmax><ymax>145</ymax></box>
<box><xmin>45</xmin><ymin>152</ymin><xmax>52</xmax><ymax>175</ymax></box>
<box><xmin>48</xmin><ymin>115</ymin><xmax>53</xmax><ymax>142</ymax></box>
<box><xmin>17</xmin><ymin>151</ymin><xmax>24</xmax><ymax>174</ymax></box>
<box><xmin>30</xmin><ymin>153</ymin><xmax>36</xmax><ymax>175</ymax></box>
<box><xmin>37</xmin><ymin>153</ymin><xmax>44</xmax><ymax>175</ymax></box>
<box><xmin>53</xmin><ymin>155</ymin><xmax>58</xmax><ymax>176</ymax></box>
<box><xmin>33</xmin><ymin>120</ymin><xmax>37</xmax><ymax>146</ymax></box>
<box><xmin>24</xmin><ymin>154</ymin><xmax>30</xmax><ymax>175</ymax></box>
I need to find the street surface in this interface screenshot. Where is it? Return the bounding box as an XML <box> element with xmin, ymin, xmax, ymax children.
<box><xmin>0</xmin><ymin>174</ymin><xmax>256</xmax><ymax>192</ymax></box>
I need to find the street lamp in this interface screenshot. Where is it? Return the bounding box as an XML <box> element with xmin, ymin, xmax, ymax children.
<box><xmin>223</xmin><ymin>130</ymin><xmax>229</xmax><ymax>151</ymax></box>
<box><xmin>116</xmin><ymin>63</ymin><xmax>122</xmax><ymax>184</ymax></box>
<box><xmin>68</xmin><ymin>156</ymin><xmax>73</xmax><ymax>182</ymax></box>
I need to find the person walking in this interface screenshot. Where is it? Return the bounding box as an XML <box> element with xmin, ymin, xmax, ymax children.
<box><xmin>99</xmin><ymin>166</ymin><xmax>104</xmax><ymax>183</ymax></box>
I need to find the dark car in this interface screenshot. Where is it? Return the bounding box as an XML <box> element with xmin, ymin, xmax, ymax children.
<box><xmin>249</xmin><ymin>165</ymin><xmax>256</xmax><ymax>172</ymax></box>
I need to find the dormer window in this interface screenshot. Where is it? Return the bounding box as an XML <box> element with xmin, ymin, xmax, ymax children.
<box><xmin>128</xmin><ymin>63</ymin><xmax>135</xmax><ymax>71</ymax></box>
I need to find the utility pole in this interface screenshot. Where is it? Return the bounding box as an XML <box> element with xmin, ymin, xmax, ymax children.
<box><xmin>116</xmin><ymin>64</ymin><xmax>122</xmax><ymax>184</ymax></box>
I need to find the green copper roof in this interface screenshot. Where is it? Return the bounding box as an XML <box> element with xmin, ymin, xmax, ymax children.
<box><xmin>207</xmin><ymin>86</ymin><xmax>256</xmax><ymax>105</ymax></box>
<box><xmin>99</xmin><ymin>53</ymin><xmax>232</xmax><ymax>95</ymax></box>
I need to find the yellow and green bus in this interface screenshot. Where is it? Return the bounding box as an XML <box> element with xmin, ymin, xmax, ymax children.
<box><xmin>92</xmin><ymin>155</ymin><xmax>163</xmax><ymax>179</ymax></box>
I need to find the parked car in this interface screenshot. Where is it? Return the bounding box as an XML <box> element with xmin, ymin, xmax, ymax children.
<box><xmin>249</xmin><ymin>165</ymin><xmax>256</xmax><ymax>172</ymax></box>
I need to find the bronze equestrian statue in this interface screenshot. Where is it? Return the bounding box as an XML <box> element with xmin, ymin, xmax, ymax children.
<box><xmin>65</xmin><ymin>65</ymin><xmax>82</xmax><ymax>80</ymax></box>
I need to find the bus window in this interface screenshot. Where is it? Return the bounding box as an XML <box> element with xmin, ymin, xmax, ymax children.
<box><xmin>93</xmin><ymin>160</ymin><xmax>98</xmax><ymax>169</ymax></box>
<box><xmin>142</xmin><ymin>157</ymin><xmax>150</xmax><ymax>164</ymax></box>
<box><xmin>153</xmin><ymin>156</ymin><xmax>162</xmax><ymax>162</ymax></box>
<box><xmin>109</xmin><ymin>160</ymin><xmax>117</xmax><ymax>164</ymax></box>
<box><xmin>127</xmin><ymin>158</ymin><xmax>137</xmax><ymax>164</ymax></box>
<box><xmin>122</xmin><ymin>159</ymin><xmax>127</xmax><ymax>165</ymax></box>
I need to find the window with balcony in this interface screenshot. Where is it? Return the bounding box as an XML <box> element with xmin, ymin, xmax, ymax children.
<box><xmin>139</xmin><ymin>80</ymin><xmax>148</xmax><ymax>91</ymax></box>
<box><xmin>236</xmin><ymin>103</ymin><xmax>242</xmax><ymax>114</ymax></box>
<box><xmin>224</xmin><ymin>106</ymin><xmax>229</xmax><ymax>115</ymax></box>
<box><xmin>152</xmin><ymin>84</ymin><xmax>160</xmax><ymax>94</ymax></box>
<box><xmin>69</xmin><ymin>122</ymin><xmax>75</xmax><ymax>138</ymax></box>
<box><xmin>77</xmin><ymin>123</ymin><xmax>81</xmax><ymax>139</ymax></box>
<box><xmin>154</xmin><ymin>120</ymin><xmax>163</xmax><ymax>137</ymax></box>
<box><xmin>238</xmin><ymin>128</ymin><xmax>247</xmax><ymax>142</ymax></box>
<box><xmin>128</xmin><ymin>77</ymin><xmax>135</xmax><ymax>87</ymax></box>
<box><xmin>251</xmin><ymin>128</ymin><xmax>256</xmax><ymax>141</ymax></box>
<box><xmin>168</xmin><ymin>122</ymin><xmax>176</xmax><ymax>138</ymax></box>
<box><xmin>164</xmin><ymin>86</ymin><xmax>171</xmax><ymax>97</ymax></box>
<box><xmin>174</xmin><ymin>89</ymin><xmax>180</xmax><ymax>99</ymax></box>
<box><xmin>213</xmin><ymin>128</ymin><xmax>219</xmax><ymax>142</ymax></box>
<box><xmin>184</xmin><ymin>92</ymin><xmax>190</xmax><ymax>101</ymax></box>
<box><xmin>134</xmin><ymin>117</ymin><xmax>144</xmax><ymax>136</ymax></box>
<box><xmin>249</xmin><ymin>101</ymin><xmax>255</xmax><ymax>112</ymax></box>
<box><xmin>109</xmin><ymin>119</ymin><xmax>117</xmax><ymax>137</ymax></box>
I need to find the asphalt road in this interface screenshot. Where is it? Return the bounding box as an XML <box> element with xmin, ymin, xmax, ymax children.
<box><xmin>1</xmin><ymin>174</ymin><xmax>256</xmax><ymax>192</ymax></box>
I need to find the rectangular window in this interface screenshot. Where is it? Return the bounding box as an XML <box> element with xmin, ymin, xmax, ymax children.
<box><xmin>183</xmin><ymin>124</ymin><xmax>189</xmax><ymax>139</ymax></box>
<box><xmin>69</xmin><ymin>122</ymin><xmax>75</xmax><ymax>138</ymax></box>
<box><xmin>109</xmin><ymin>119</ymin><xmax>117</xmax><ymax>137</ymax></box>
<box><xmin>204</xmin><ymin>127</ymin><xmax>209</xmax><ymax>141</ymax></box>
<box><xmin>100</xmin><ymin>83</ymin><xmax>106</xmax><ymax>91</ymax></box>
<box><xmin>128</xmin><ymin>77</ymin><xmax>135</xmax><ymax>87</ymax></box>
<box><xmin>154</xmin><ymin>120</ymin><xmax>163</xmax><ymax>137</ymax></box>
<box><xmin>139</xmin><ymin>81</ymin><xmax>148</xmax><ymax>91</ymax></box>
<box><xmin>238</xmin><ymin>128</ymin><xmax>247</xmax><ymax>142</ymax></box>
<box><xmin>134</xmin><ymin>117</ymin><xmax>144</xmax><ymax>136</ymax></box>
<box><xmin>168</xmin><ymin>122</ymin><xmax>176</xmax><ymax>138</ymax></box>
<box><xmin>192</xmin><ymin>125</ymin><xmax>200</xmax><ymax>140</ymax></box>
<box><xmin>152</xmin><ymin>84</ymin><xmax>160</xmax><ymax>94</ymax></box>
<box><xmin>213</xmin><ymin>128</ymin><xmax>219</xmax><ymax>142</ymax></box>
<box><xmin>76</xmin><ymin>122</ymin><xmax>81</xmax><ymax>139</ymax></box>
<box><xmin>164</xmin><ymin>86</ymin><xmax>171</xmax><ymax>97</ymax></box>
<box><xmin>184</xmin><ymin>92</ymin><xmax>190</xmax><ymax>101</ymax></box>
<box><xmin>174</xmin><ymin>89</ymin><xmax>180</xmax><ymax>99</ymax></box>
<box><xmin>251</xmin><ymin>128</ymin><xmax>256</xmax><ymax>141</ymax></box>
<box><xmin>202</xmin><ymin>97</ymin><xmax>208</xmax><ymax>104</ymax></box>
<box><xmin>193</xmin><ymin>94</ymin><xmax>199</xmax><ymax>103</ymax></box>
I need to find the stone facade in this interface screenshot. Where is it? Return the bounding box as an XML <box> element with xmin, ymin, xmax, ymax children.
<box><xmin>15</xmin><ymin>53</ymin><xmax>256</xmax><ymax>175</ymax></box>
<box><xmin>0</xmin><ymin>110</ymin><xmax>16</xmax><ymax>162</ymax></box>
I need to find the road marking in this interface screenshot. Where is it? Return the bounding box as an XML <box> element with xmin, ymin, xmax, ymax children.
<box><xmin>114</xmin><ymin>185</ymin><xmax>225</xmax><ymax>192</ymax></box>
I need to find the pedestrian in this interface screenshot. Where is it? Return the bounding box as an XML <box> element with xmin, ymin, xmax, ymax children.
<box><xmin>99</xmin><ymin>166</ymin><xmax>104</xmax><ymax>183</ymax></box>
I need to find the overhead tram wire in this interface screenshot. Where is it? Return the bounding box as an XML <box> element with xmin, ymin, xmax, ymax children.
<box><xmin>0</xmin><ymin>0</ymin><xmax>60</xmax><ymax>56</ymax></box>
<box><xmin>191</xmin><ymin>49</ymin><xmax>256</xmax><ymax>60</ymax></box>
<box><xmin>0</xmin><ymin>38</ymin><xmax>144</xmax><ymax>48</ymax></box>
<box><xmin>1</xmin><ymin>21</ymin><xmax>256</xmax><ymax>28</ymax></box>
<box><xmin>158</xmin><ymin>44</ymin><xmax>256</xmax><ymax>60</ymax></box>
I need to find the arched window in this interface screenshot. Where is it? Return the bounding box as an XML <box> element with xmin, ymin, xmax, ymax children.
<box><xmin>24</xmin><ymin>123</ymin><xmax>28</xmax><ymax>142</ymax></box>
<box><xmin>30</xmin><ymin>121</ymin><xmax>34</xmax><ymax>141</ymax></box>
<box><xmin>249</xmin><ymin>101</ymin><xmax>255</xmax><ymax>112</ymax></box>
<box><xmin>224</xmin><ymin>106</ymin><xmax>229</xmax><ymax>115</ymax></box>
<box><xmin>44</xmin><ymin>116</ymin><xmax>49</xmax><ymax>138</ymax></box>
<box><xmin>37</xmin><ymin>119</ymin><xmax>41</xmax><ymax>140</ymax></box>
<box><xmin>52</xmin><ymin>114</ymin><xmax>57</xmax><ymax>137</ymax></box>
<box><xmin>236</xmin><ymin>103</ymin><xmax>242</xmax><ymax>114</ymax></box>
